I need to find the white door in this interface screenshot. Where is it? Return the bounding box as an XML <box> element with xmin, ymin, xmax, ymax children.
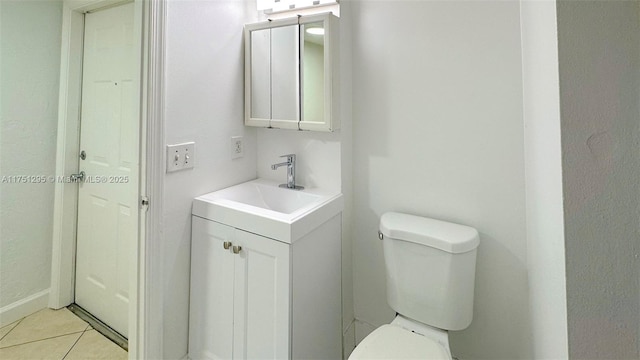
<box><xmin>75</xmin><ymin>2</ymin><xmax>138</xmax><ymax>338</ymax></box>
<box><xmin>189</xmin><ymin>217</ymin><xmax>236</xmax><ymax>359</ymax></box>
<box><xmin>233</xmin><ymin>230</ymin><xmax>290</xmax><ymax>360</ymax></box>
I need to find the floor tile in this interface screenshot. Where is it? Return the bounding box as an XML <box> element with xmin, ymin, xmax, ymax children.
<box><xmin>0</xmin><ymin>308</ymin><xmax>88</xmax><ymax>348</ymax></box>
<box><xmin>0</xmin><ymin>333</ymin><xmax>80</xmax><ymax>360</ymax></box>
<box><xmin>0</xmin><ymin>320</ymin><xmax>20</xmax><ymax>341</ymax></box>
<box><xmin>64</xmin><ymin>330</ymin><xmax>127</xmax><ymax>360</ymax></box>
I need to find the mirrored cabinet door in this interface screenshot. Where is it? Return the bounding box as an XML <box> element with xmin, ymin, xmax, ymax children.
<box><xmin>250</xmin><ymin>27</ymin><xmax>271</xmax><ymax>122</ymax></box>
<box><xmin>270</xmin><ymin>24</ymin><xmax>300</xmax><ymax>129</ymax></box>
<box><xmin>299</xmin><ymin>13</ymin><xmax>339</xmax><ymax>132</ymax></box>
<box><xmin>244</xmin><ymin>13</ymin><xmax>339</xmax><ymax>132</ymax></box>
<box><xmin>245</xmin><ymin>17</ymin><xmax>299</xmax><ymax>128</ymax></box>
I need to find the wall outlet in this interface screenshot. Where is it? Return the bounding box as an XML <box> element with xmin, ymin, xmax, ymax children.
<box><xmin>231</xmin><ymin>136</ymin><xmax>243</xmax><ymax>159</ymax></box>
<box><xmin>166</xmin><ymin>142</ymin><xmax>195</xmax><ymax>172</ymax></box>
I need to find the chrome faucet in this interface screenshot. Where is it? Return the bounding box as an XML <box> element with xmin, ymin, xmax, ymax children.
<box><xmin>271</xmin><ymin>154</ymin><xmax>304</xmax><ymax>190</ymax></box>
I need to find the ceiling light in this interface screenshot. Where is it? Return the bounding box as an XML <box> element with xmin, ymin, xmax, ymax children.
<box><xmin>306</xmin><ymin>28</ymin><xmax>324</xmax><ymax>36</ymax></box>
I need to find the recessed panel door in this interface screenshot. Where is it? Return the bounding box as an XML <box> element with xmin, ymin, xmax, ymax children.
<box><xmin>75</xmin><ymin>2</ymin><xmax>138</xmax><ymax>338</ymax></box>
<box><xmin>189</xmin><ymin>217</ymin><xmax>236</xmax><ymax>359</ymax></box>
<box><xmin>233</xmin><ymin>230</ymin><xmax>290</xmax><ymax>360</ymax></box>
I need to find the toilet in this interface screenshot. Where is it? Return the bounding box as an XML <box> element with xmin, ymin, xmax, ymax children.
<box><xmin>349</xmin><ymin>212</ymin><xmax>480</xmax><ymax>360</ymax></box>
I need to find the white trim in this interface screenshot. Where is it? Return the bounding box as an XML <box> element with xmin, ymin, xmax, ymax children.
<box><xmin>50</xmin><ymin>0</ymin><xmax>165</xmax><ymax>358</ymax></box>
<box><xmin>50</xmin><ymin>0</ymin><xmax>85</xmax><ymax>310</ymax></box>
<box><xmin>129</xmin><ymin>0</ymin><xmax>145</xmax><ymax>357</ymax></box>
<box><xmin>0</xmin><ymin>289</ymin><xmax>50</xmax><ymax>327</ymax></box>
<box><xmin>520</xmin><ymin>1</ymin><xmax>569</xmax><ymax>358</ymax></box>
<box><xmin>138</xmin><ymin>0</ymin><xmax>165</xmax><ymax>358</ymax></box>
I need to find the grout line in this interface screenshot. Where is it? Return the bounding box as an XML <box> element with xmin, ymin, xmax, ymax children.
<box><xmin>0</xmin><ymin>330</ymin><xmax>86</xmax><ymax>350</ymax></box>
<box><xmin>0</xmin><ymin>317</ymin><xmax>24</xmax><ymax>342</ymax></box>
<box><xmin>61</xmin><ymin>327</ymin><xmax>88</xmax><ymax>360</ymax></box>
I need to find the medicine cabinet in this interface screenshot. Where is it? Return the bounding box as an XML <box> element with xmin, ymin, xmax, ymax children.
<box><xmin>244</xmin><ymin>13</ymin><xmax>339</xmax><ymax>132</ymax></box>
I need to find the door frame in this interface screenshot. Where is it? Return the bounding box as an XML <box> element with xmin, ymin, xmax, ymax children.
<box><xmin>49</xmin><ymin>0</ymin><xmax>165</xmax><ymax>358</ymax></box>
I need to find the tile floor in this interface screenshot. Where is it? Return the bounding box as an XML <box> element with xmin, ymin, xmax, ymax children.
<box><xmin>0</xmin><ymin>308</ymin><xmax>127</xmax><ymax>360</ymax></box>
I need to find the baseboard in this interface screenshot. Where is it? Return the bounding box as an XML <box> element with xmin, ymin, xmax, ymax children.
<box><xmin>0</xmin><ymin>289</ymin><xmax>50</xmax><ymax>327</ymax></box>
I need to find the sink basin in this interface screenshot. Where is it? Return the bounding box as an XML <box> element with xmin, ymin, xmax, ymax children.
<box><xmin>212</xmin><ymin>181</ymin><xmax>322</xmax><ymax>214</ymax></box>
<box><xmin>192</xmin><ymin>179</ymin><xmax>343</xmax><ymax>243</ymax></box>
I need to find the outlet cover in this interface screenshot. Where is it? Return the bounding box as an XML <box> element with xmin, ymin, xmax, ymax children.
<box><xmin>166</xmin><ymin>142</ymin><xmax>195</xmax><ymax>172</ymax></box>
<box><xmin>231</xmin><ymin>136</ymin><xmax>243</xmax><ymax>159</ymax></box>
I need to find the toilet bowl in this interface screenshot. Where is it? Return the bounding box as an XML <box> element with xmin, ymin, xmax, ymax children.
<box><xmin>350</xmin><ymin>315</ymin><xmax>452</xmax><ymax>360</ymax></box>
<box><xmin>348</xmin><ymin>212</ymin><xmax>480</xmax><ymax>360</ymax></box>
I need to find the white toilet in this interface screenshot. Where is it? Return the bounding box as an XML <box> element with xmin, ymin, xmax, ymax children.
<box><xmin>349</xmin><ymin>212</ymin><xmax>480</xmax><ymax>360</ymax></box>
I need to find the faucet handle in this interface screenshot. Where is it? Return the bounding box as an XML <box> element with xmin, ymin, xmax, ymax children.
<box><xmin>279</xmin><ymin>154</ymin><xmax>296</xmax><ymax>162</ymax></box>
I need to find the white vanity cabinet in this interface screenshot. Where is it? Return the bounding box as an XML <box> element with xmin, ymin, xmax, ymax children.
<box><xmin>189</xmin><ymin>217</ymin><xmax>291</xmax><ymax>359</ymax></box>
<box><xmin>244</xmin><ymin>13</ymin><xmax>340</xmax><ymax>132</ymax></box>
<box><xmin>188</xmin><ymin>195</ymin><xmax>343</xmax><ymax>360</ymax></box>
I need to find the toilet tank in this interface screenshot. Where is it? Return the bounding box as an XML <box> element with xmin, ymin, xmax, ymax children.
<box><xmin>380</xmin><ymin>212</ymin><xmax>480</xmax><ymax>331</ymax></box>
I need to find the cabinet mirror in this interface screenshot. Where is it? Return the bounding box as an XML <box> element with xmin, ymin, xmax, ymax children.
<box><xmin>301</xmin><ymin>21</ymin><xmax>324</xmax><ymax>125</ymax></box>
<box><xmin>244</xmin><ymin>13</ymin><xmax>339</xmax><ymax>132</ymax></box>
<box><xmin>247</xmin><ymin>18</ymin><xmax>299</xmax><ymax>128</ymax></box>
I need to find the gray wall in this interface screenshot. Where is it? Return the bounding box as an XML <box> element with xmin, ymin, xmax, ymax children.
<box><xmin>557</xmin><ymin>1</ymin><xmax>640</xmax><ymax>358</ymax></box>
<box><xmin>0</xmin><ymin>0</ymin><xmax>62</xmax><ymax>309</ymax></box>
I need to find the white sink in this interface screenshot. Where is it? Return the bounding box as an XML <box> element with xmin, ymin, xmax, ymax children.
<box><xmin>210</xmin><ymin>181</ymin><xmax>322</xmax><ymax>214</ymax></box>
<box><xmin>192</xmin><ymin>179</ymin><xmax>343</xmax><ymax>243</ymax></box>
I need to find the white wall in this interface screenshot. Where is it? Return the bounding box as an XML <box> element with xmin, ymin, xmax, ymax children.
<box><xmin>556</xmin><ymin>1</ymin><xmax>640</xmax><ymax>358</ymax></box>
<box><xmin>350</xmin><ymin>1</ymin><xmax>532</xmax><ymax>358</ymax></box>
<box><xmin>0</xmin><ymin>0</ymin><xmax>62</xmax><ymax>315</ymax></box>
<box><xmin>256</xmin><ymin>129</ymin><xmax>341</xmax><ymax>191</ymax></box>
<box><xmin>163</xmin><ymin>0</ymin><xmax>258</xmax><ymax>357</ymax></box>
<box><xmin>519</xmin><ymin>1</ymin><xmax>569</xmax><ymax>358</ymax></box>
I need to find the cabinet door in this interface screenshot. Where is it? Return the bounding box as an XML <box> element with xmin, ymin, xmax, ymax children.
<box><xmin>189</xmin><ymin>217</ymin><xmax>236</xmax><ymax>360</ymax></box>
<box><xmin>245</xmin><ymin>18</ymin><xmax>299</xmax><ymax>129</ymax></box>
<box><xmin>269</xmin><ymin>23</ymin><xmax>300</xmax><ymax>130</ymax></box>
<box><xmin>299</xmin><ymin>13</ymin><xmax>339</xmax><ymax>132</ymax></box>
<box><xmin>232</xmin><ymin>230</ymin><xmax>291</xmax><ymax>360</ymax></box>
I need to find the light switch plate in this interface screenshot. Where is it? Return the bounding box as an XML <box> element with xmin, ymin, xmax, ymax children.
<box><xmin>166</xmin><ymin>142</ymin><xmax>195</xmax><ymax>172</ymax></box>
<box><xmin>231</xmin><ymin>136</ymin><xmax>243</xmax><ymax>159</ymax></box>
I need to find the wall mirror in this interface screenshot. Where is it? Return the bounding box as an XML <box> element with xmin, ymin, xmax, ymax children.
<box><xmin>244</xmin><ymin>13</ymin><xmax>339</xmax><ymax>132</ymax></box>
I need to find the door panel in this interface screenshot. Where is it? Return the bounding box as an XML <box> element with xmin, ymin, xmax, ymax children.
<box><xmin>75</xmin><ymin>2</ymin><xmax>137</xmax><ymax>338</ymax></box>
<box><xmin>189</xmin><ymin>217</ymin><xmax>236</xmax><ymax>360</ymax></box>
<box><xmin>233</xmin><ymin>231</ymin><xmax>290</xmax><ymax>360</ymax></box>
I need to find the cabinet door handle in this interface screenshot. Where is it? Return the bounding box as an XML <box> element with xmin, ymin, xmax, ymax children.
<box><xmin>232</xmin><ymin>245</ymin><xmax>242</xmax><ymax>254</ymax></box>
<box><xmin>223</xmin><ymin>242</ymin><xmax>232</xmax><ymax>250</ymax></box>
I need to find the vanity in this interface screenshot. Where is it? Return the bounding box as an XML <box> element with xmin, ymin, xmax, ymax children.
<box><xmin>188</xmin><ymin>179</ymin><xmax>343</xmax><ymax>359</ymax></box>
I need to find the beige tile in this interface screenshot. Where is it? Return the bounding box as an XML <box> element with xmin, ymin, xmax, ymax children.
<box><xmin>64</xmin><ymin>330</ymin><xmax>127</xmax><ymax>360</ymax></box>
<box><xmin>0</xmin><ymin>308</ymin><xmax>88</xmax><ymax>348</ymax></box>
<box><xmin>0</xmin><ymin>320</ymin><xmax>20</xmax><ymax>341</ymax></box>
<box><xmin>0</xmin><ymin>333</ymin><xmax>80</xmax><ymax>360</ymax></box>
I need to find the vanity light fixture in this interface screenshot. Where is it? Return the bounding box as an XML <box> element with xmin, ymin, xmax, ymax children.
<box><xmin>306</xmin><ymin>27</ymin><xmax>324</xmax><ymax>35</ymax></box>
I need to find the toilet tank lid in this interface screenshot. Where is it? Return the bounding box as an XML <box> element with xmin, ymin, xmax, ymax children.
<box><xmin>380</xmin><ymin>212</ymin><xmax>479</xmax><ymax>254</ymax></box>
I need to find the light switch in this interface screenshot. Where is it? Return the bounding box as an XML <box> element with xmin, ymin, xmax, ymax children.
<box><xmin>166</xmin><ymin>142</ymin><xmax>195</xmax><ymax>172</ymax></box>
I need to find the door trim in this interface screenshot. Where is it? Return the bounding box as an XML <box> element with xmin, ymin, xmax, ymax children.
<box><xmin>50</xmin><ymin>0</ymin><xmax>165</xmax><ymax>358</ymax></box>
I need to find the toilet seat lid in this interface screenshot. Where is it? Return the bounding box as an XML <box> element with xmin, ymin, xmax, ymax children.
<box><xmin>349</xmin><ymin>324</ymin><xmax>451</xmax><ymax>360</ymax></box>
